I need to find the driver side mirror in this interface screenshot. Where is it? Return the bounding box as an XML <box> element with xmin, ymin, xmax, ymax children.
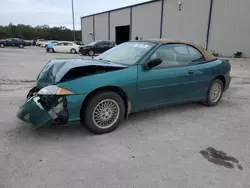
<box><xmin>143</xmin><ymin>58</ymin><xmax>162</xmax><ymax>70</ymax></box>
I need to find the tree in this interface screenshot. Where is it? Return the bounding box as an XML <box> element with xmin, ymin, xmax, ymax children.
<box><xmin>0</xmin><ymin>24</ymin><xmax>82</xmax><ymax>41</ymax></box>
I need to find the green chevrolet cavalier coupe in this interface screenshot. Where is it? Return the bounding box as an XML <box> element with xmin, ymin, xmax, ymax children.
<box><xmin>17</xmin><ymin>39</ymin><xmax>231</xmax><ymax>134</ymax></box>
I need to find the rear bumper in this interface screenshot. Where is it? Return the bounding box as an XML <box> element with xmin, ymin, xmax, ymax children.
<box><xmin>17</xmin><ymin>92</ymin><xmax>87</xmax><ymax>128</ymax></box>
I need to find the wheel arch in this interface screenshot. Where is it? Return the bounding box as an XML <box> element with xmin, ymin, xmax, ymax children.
<box><xmin>215</xmin><ymin>75</ymin><xmax>225</xmax><ymax>89</ymax></box>
<box><xmin>80</xmin><ymin>86</ymin><xmax>131</xmax><ymax>120</ymax></box>
<box><xmin>70</xmin><ymin>48</ymin><xmax>76</xmax><ymax>52</ymax></box>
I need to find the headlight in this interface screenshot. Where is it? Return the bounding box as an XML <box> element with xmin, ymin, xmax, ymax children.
<box><xmin>38</xmin><ymin>85</ymin><xmax>75</xmax><ymax>95</ymax></box>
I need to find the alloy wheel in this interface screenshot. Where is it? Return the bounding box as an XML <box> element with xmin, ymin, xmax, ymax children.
<box><xmin>92</xmin><ymin>99</ymin><xmax>120</xmax><ymax>129</ymax></box>
<box><xmin>209</xmin><ymin>83</ymin><xmax>222</xmax><ymax>103</ymax></box>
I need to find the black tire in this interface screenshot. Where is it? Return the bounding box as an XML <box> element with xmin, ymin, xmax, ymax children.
<box><xmin>49</xmin><ymin>48</ymin><xmax>54</xmax><ymax>53</ymax></box>
<box><xmin>81</xmin><ymin>91</ymin><xmax>125</xmax><ymax>134</ymax></box>
<box><xmin>88</xmin><ymin>50</ymin><xmax>94</xmax><ymax>56</ymax></box>
<box><xmin>203</xmin><ymin>78</ymin><xmax>224</xmax><ymax>106</ymax></box>
<box><xmin>70</xmin><ymin>48</ymin><xmax>77</xmax><ymax>54</ymax></box>
<box><xmin>0</xmin><ymin>44</ymin><xmax>5</xmax><ymax>48</ymax></box>
<box><xmin>19</xmin><ymin>44</ymin><xmax>24</xmax><ymax>48</ymax></box>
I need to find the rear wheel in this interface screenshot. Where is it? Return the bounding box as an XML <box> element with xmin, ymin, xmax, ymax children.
<box><xmin>70</xmin><ymin>48</ymin><xmax>77</xmax><ymax>54</ymax></box>
<box><xmin>0</xmin><ymin>44</ymin><xmax>4</xmax><ymax>48</ymax></box>
<box><xmin>81</xmin><ymin>91</ymin><xmax>125</xmax><ymax>134</ymax></box>
<box><xmin>88</xmin><ymin>50</ymin><xmax>94</xmax><ymax>56</ymax></box>
<box><xmin>203</xmin><ymin>78</ymin><xmax>224</xmax><ymax>106</ymax></box>
<box><xmin>19</xmin><ymin>44</ymin><xmax>24</xmax><ymax>48</ymax></box>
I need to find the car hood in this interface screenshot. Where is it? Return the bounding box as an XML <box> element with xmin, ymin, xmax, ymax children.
<box><xmin>36</xmin><ymin>58</ymin><xmax>128</xmax><ymax>88</ymax></box>
<box><xmin>80</xmin><ymin>45</ymin><xmax>92</xmax><ymax>48</ymax></box>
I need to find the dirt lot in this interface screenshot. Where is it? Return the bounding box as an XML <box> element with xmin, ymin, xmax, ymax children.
<box><xmin>0</xmin><ymin>47</ymin><xmax>250</xmax><ymax>188</ymax></box>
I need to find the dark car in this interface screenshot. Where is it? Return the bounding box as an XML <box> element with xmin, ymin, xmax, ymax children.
<box><xmin>2</xmin><ymin>38</ymin><xmax>26</xmax><ymax>48</ymax></box>
<box><xmin>0</xmin><ymin>39</ymin><xmax>5</xmax><ymax>48</ymax></box>
<box><xmin>79</xmin><ymin>40</ymin><xmax>115</xmax><ymax>56</ymax></box>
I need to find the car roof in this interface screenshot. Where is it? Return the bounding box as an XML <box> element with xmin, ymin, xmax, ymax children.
<box><xmin>133</xmin><ymin>39</ymin><xmax>216</xmax><ymax>61</ymax></box>
<box><xmin>58</xmin><ymin>41</ymin><xmax>73</xmax><ymax>43</ymax></box>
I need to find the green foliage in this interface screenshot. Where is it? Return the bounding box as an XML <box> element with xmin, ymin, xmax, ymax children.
<box><xmin>0</xmin><ymin>23</ymin><xmax>81</xmax><ymax>41</ymax></box>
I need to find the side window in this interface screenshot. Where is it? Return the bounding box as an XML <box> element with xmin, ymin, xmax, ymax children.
<box><xmin>97</xmin><ymin>42</ymin><xmax>105</xmax><ymax>47</ymax></box>
<box><xmin>57</xmin><ymin>43</ymin><xmax>64</xmax><ymax>46</ymax></box>
<box><xmin>174</xmin><ymin>45</ymin><xmax>189</xmax><ymax>55</ymax></box>
<box><xmin>149</xmin><ymin>44</ymin><xmax>180</xmax><ymax>69</ymax></box>
<box><xmin>65</xmin><ymin>42</ymin><xmax>73</xmax><ymax>46</ymax></box>
<box><xmin>149</xmin><ymin>44</ymin><xmax>205</xmax><ymax>69</ymax></box>
<box><xmin>186</xmin><ymin>45</ymin><xmax>206</xmax><ymax>63</ymax></box>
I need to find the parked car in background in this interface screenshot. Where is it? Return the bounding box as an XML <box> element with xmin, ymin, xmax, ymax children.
<box><xmin>46</xmin><ymin>41</ymin><xmax>59</xmax><ymax>52</ymax></box>
<box><xmin>1</xmin><ymin>38</ymin><xmax>26</xmax><ymax>48</ymax></box>
<box><xmin>79</xmin><ymin>40</ymin><xmax>116</xmax><ymax>56</ymax></box>
<box><xmin>41</xmin><ymin>40</ymin><xmax>57</xmax><ymax>48</ymax></box>
<box><xmin>40</xmin><ymin>41</ymin><xmax>48</xmax><ymax>48</ymax></box>
<box><xmin>36</xmin><ymin>39</ymin><xmax>45</xmax><ymax>46</ymax></box>
<box><xmin>24</xmin><ymin>40</ymin><xmax>33</xmax><ymax>46</ymax></box>
<box><xmin>51</xmin><ymin>41</ymin><xmax>80</xmax><ymax>53</ymax></box>
<box><xmin>0</xmin><ymin>39</ymin><xmax>5</xmax><ymax>48</ymax></box>
<box><xmin>73</xmin><ymin>41</ymin><xmax>84</xmax><ymax>45</ymax></box>
<box><xmin>17</xmin><ymin>39</ymin><xmax>231</xmax><ymax>134</ymax></box>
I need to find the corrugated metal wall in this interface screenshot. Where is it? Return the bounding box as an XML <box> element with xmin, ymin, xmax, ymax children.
<box><xmin>94</xmin><ymin>13</ymin><xmax>109</xmax><ymax>41</ymax></box>
<box><xmin>110</xmin><ymin>8</ymin><xmax>130</xmax><ymax>42</ymax></box>
<box><xmin>81</xmin><ymin>16</ymin><xmax>93</xmax><ymax>44</ymax></box>
<box><xmin>162</xmin><ymin>0</ymin><xmax>210</xmax><ymax>47</ymax></box>
<box><xmin>81</xmin><ymin>0</ymin><xmax>250</xmax><ymax>57</ymax></box>
<box><xmin>208</xmin><ymin>0</ymin><xmax>250</xmax><ymax>57</ymax></box>
<box><xmin>131</xmin><ymin>1</ymin><xmax>162</xmax><ymax>40</ymax></box>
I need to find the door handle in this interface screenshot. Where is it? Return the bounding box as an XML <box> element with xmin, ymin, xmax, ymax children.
<box><xmin>188</xmin><ymin>70</ymin><xmax>195</xmax><ymax>75</ymax></box>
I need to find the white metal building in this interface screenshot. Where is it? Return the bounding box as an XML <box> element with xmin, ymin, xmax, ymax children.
<box><xmin>81</xmin><ymin>0</ymin><xmax>250</xmax><ymax>57</ymax></box>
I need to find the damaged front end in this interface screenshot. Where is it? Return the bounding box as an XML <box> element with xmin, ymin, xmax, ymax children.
<box><xmin>38</xmin><ymin>95</ymin><xmax>69</xmax><ymax>125</ymax></box>
<box><xmin>17</xmin><ymin>85</ymin><xmax>73</xmax><ymax>128</ymax></box>
<box><xmin>17</xmin><ymin>58</ymin><xmax>128</xmax><ymax>128</ymax></box>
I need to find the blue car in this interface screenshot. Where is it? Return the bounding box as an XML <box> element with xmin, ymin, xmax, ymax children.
<box><xmin>46</xmin><ymin>41</ymin><xmax>58</xmax><ymax>52</ymax></box>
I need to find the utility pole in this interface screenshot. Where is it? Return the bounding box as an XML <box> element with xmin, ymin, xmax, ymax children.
<box><xmin>72</xmin><ymin>0</ymin><xmax>76</xmax><ymax>41</ymax></box>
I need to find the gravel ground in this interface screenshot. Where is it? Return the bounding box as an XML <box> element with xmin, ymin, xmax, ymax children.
<box><xmin>0</xmin><ymin>47</ymin><xmax>250</xmax><ymax>188</ymax></box>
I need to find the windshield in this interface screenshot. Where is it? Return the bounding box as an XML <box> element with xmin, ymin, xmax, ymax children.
<box><xmin>95</xmin><ymin>41</ymin><xmax>156</xmax><ymax>65</ymax></box>
<box><xmin>88</xmin><ymin>41</ymin><xmax>100</xmax><ymax>46</ymax></box>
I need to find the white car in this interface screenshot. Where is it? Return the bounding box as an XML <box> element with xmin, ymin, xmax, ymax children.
<box><xmin>53</xmin><ymin>41</ymin><xmax>80</xmax><ymax>54</ymax></box>
<box><xmin>40</xmin><ymin>41</ymin><xmax>48</xmax><ymax>48</ymax></box>
<box><xmin>36</xmin><ymin>39</ymin><xmax>45</xmax><ymax>46</ymax></box>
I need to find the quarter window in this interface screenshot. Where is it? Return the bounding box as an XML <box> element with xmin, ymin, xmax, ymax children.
<box><xmin>149</xmin><ymin>44</ymin><xmax>205</xmax><ymax>69</ymax></box>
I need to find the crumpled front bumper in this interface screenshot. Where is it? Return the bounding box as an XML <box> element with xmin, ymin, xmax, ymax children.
<box><xmin>17</xmin><ymin>86</ymin><xmax>87</xmax><ymax>128</ymax></box>
<box><xmin>17</xmin><ymin>96</ymin><xmax>53</xmax><ymax>128</ymax></box>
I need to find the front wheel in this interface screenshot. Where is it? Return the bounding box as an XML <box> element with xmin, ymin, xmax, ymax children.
<box><xmin>19</xmin><ymin>44</ymin><xmax>24</xmax><ymax>48</ymax></box>
<box><xmin>88</xmin><ymin>50</ymin><xmax>94</xmax><ymax>56</ymax></box>
<box><xmin>0</xmin><ymin>44</ymin><xmax>5</xmax><ymax>48</ymax></box>
<box><xmin>49</xmin><ymin>48</ymin><xmax>54</xmax><ymax>53</ymax></box>
<box><xmin>81</xmin><ymin>91</ymin><xmax>125</xmax><ymax>134</ymax></box>
<box><xmin>203</xmin><ymin>79</ymin><xmax>224</xmax><ymax>106</ymax></box>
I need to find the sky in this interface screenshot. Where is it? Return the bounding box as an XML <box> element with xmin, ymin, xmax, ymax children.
<box><xmin>0</xmin><ymin>0</ymin><xmax>152</xmax><ymax>30</ymax></box>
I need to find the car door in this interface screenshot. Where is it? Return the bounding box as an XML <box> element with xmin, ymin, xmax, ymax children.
<box><xmin>137</xmin><ymin>43</ymin><xmax>210</xmax><ymax>109</ymax></box>
<box><xmin>102</xmin><ymin>41</ymin><xmax>112</xmax><ymax>52</ymax></box>
<box><xmin>64</xmin><ymin>42</ymin><xmax>73</xmax><ymax>53</ymax></box>
<box><xmin>95</xmin><ymin>42</ymin><xmax>105</xmax><ymax>54</ymax></box>
<box><xmin>54</xmin><ymin>42</ymin><xmax>65</xmax><ymax>52</ymax></box>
